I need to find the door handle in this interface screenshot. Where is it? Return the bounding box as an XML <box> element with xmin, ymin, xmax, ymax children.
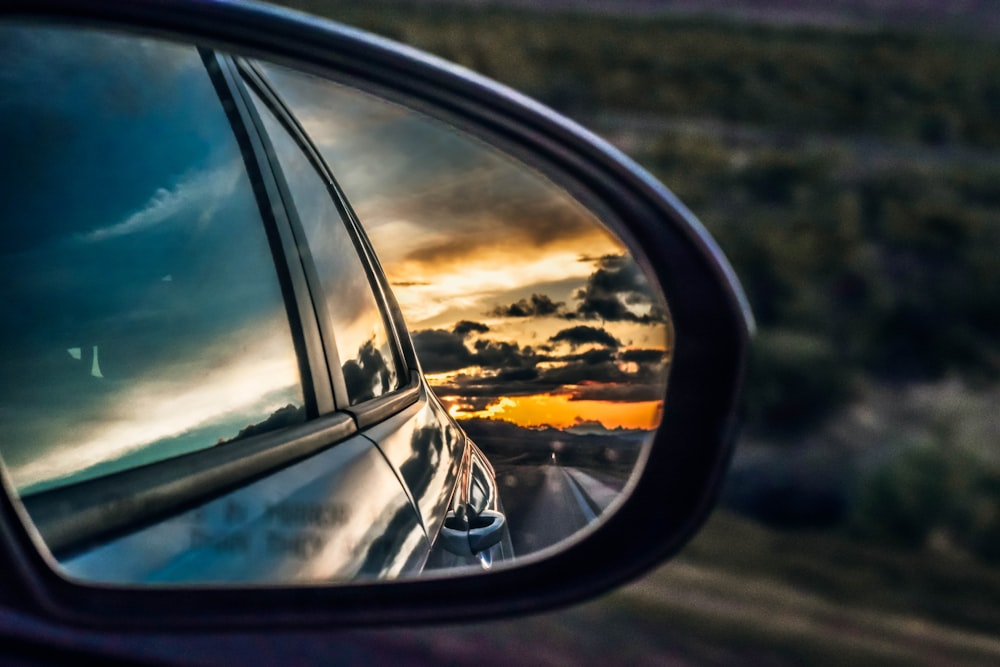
<box><xmin>439</xmin><ymin>504</ymin><xmax>506</xmax><ymax>557</ymax></box>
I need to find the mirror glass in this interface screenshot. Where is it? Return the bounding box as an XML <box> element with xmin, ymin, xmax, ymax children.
<box><xmin>0</xmin><ymin>23</ymin><xmax>671</xmax><ymax>584</ymax></box>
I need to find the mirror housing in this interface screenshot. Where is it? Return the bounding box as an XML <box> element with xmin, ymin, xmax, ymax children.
<box><xmin>0</xmin><ymin>0</ymin><xmax>751</xmax><ymax>629</ymax></box>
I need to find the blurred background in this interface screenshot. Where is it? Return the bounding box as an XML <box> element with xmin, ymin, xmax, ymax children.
<box><xmin>277</xmin><ymin>1</ymin><xmax>1000</xmax><ymax>663</ymax></box>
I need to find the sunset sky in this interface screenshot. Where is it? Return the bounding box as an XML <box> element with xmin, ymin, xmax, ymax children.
<box><xmin>265</xmin><ymin>62</ymin><xmax>673</xmax><ymax>431</ymax></box>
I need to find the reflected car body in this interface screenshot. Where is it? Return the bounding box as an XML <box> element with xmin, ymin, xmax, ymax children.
<box><xmin>0</xmin><ymin>26</ymin><xmax>510</xmax><ymax>582</ymax></box>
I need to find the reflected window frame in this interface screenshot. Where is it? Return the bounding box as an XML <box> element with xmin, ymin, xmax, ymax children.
<box><xmin>234</xmin><ymin>58</ymin><xmax>416</xmax><ymax>414</ymax></box>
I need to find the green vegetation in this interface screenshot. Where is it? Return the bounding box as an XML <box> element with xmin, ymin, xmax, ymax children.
<box><xmin>642</xmin><ymin>130</ymin><xmax>1000</xmax><ymax>433</ymax></box>
<box><xmin>851</xmin><ymin>434</ymin><xmax>1000</xmax><ymax>563</ymax></box>
<box><xmin>280</xmin><ymin>1</ymin><xmax>1000</xmax><ymax>149</ymax></box>
<box><xmin>684</xmin><ymin>510</ymin><xmax>1000</xmax><ymax>634</ymax></box>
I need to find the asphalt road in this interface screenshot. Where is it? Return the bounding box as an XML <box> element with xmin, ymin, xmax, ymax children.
<box><xmin>495</xmin><ymin>459</ymin><xmax>623</xmax><ymax>556</ymax></box>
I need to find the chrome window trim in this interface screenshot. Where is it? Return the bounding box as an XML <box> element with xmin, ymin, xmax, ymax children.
<box><xmin>221</xmin><ymin>54</ymin><xmax>348</xmax><ymax>410</ymax></box>
<box><xmin>346</xmin><ymin>372</ymin><xmax>422</xmax><ymax>431</ymax></box>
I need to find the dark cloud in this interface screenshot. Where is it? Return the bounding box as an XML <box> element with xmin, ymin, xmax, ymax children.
<box><xmin>569</xmin><ymin>255</ymin><xmax>668</xmax><ymax>324</ymax></box>
<box><xmin>489</xmin><ymin>293</ymin><xmax>565</xmax><ymax>318</ymax></box>
<box><xmin>428</xmin><ymin>353</ymin><xmax>660</xmax><ymax>409</ymax></box>
<box><xmin>472</xmin><ymin>339</ymin><xmax>540</xmax><ymax>369</ymax></box>
<box><xmin>428</xmin><ymin>345</ymin><xmax>668</xmax><ymax>406</ymax></box>
<box><xmin>549</xmin><ymin>325</ymin><xmax>621</xmax><ymax>349</ymax></box>
<box><xmin>560</xmin><ymin>348</ymin><xmax>618</xmax><ymax>365</ymax></box>
<box><xmin>538</xmin><ymin>359</ymin><xmax>628</xmax><ymax>387</ymax></box>
<box><xmin>412</xmin><ymin>329</ymin><xmax>540</xmax><ymax>374</ymax></box>
<box><xmin>569</xmin><ymin>383</ymin><xmax>667</xmax><ymax>403</ymax></box>
<box><xmin>413</xmin><ymin>318</ymin><xmax>669</xmax><ymax>406</ymax></box>
<box><xmin>431</xmin><ymin>372</ymin><xmax>545</xmax><ymax>399</ymax></box>
<box><xmin>469</xmin><ymin>256</ymin><xmax>669</xmax><ymax>327</ymax></box>
<box><xmin>453</xmin><ymin>320</ymin><xmax>489</xmax><ymax>336</ymax></box>
<box><xmin>496</xmin><ymin>366</ymin><xmax>540</xmax><ymax>382</ymax></box>
<box><xmin>411</xmin><ymin>329</ymin><xmax>475</xmax><ymax>373</ymax></box>
<box><xmin>621</xmin><ymin>348</ymin><xmax>668</xmax><ymax>364</ymax></box>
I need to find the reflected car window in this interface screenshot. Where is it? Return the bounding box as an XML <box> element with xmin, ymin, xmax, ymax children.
<box><xmin>245</xmin><ymin>87</ymin><xmax>402</xmax><ymax>406</ymax></box>
<box><xmin>0</xmin><ymin>27</ymin><xmax>305</xmax><ymax>494</ymax></box>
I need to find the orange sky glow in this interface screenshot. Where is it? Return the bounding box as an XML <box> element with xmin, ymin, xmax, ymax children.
<box><xmin>438</xmin><ymin>392</ymin><xmax>664</xmax><ymax>431</ymax></box>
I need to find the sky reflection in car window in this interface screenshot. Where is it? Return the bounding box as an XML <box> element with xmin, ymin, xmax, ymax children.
<box><xmin>0</xmin><ymin>27</ymin><xmax>304</xmax><ymax>494</ymax></box>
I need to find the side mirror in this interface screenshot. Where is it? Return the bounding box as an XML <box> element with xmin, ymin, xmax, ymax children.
<box><xmin>0</xmin><ymin>0</ymin><xmax>751</xmax><ymax>629</ymax></box>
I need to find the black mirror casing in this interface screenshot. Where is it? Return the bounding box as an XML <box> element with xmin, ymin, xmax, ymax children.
<box><xmin>0</xmin><ymin>0</ymin><xmax>752</xmax><ymax>630</ymax></box>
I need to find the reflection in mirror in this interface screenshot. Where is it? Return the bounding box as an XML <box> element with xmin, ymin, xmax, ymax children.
<box><xmin>0</xmin><ymin>23</ymin><xmax>672</xmax><ymax>585</ymax></box>
<box><xmin>258</xmin><ymin>63</ymin><xmax>673</xmax><ymax>559</ymax></box>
